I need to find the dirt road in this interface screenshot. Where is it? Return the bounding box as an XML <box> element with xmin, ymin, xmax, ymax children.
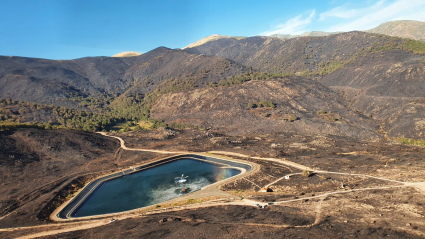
<box><xmin>4</xmin><ymin>133</ymin><xmax>423</xmax><ymax>238</ymax></box>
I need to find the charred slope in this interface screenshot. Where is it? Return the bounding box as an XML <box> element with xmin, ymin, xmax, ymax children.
<box><xmin>323</xmin><ymin>53</ymin><xmax>425</xmax><ymax>138</ymax></box>
<box><xmin>0</xmin><ymin>48</ymin><xmax>250</xmax><ymax>108</ymax></box>
<box><xmin>122</xmin><ymin>47</ymin><xmax>250</xmax><ymax>96</ymax></box>
<box><xmin>0</xmin><ymin>129</ymin><xmax>119</xmax><ymax>222</ymax></box>
<box><xmin>185</xmin><ymin>31</ymin><xmax>425</xmax><ymax>76</ymax></box>
<box><xmin>184</xmin><ymin>32</ymin><xmax>425</xmax><ymax>99</ymax></box>
<box><xmin>0</xmin><ymin>129</ymin><xmax>118</xmax><ymax>167</ymax></box>
<box><xmin>185</xmin><ymin>32</ymin><xmax>425</xmax><ymax>139</ymax></box>
<box><xmin>322</xmin><ymin>50</ymin><xmax>425</xmax><ymax>97</ymax></box>
<box><xmin>184</xmin><ymin>32</ymin><xmax>409</xmax><ymax>73</ymax></box>
<box><xmin>151</xmin><ymin>78</ymin><xmax>379</xmax><ymax>139</ymax></box>
<box><xmin>0</xmin><ymin>55</ymin><xmax>139</xmax><ymax>106</ymax></box>
<box><xmin>0</xmin><ymin>32</ymin><xmax>424</xmax><ymax>138</ymax></box>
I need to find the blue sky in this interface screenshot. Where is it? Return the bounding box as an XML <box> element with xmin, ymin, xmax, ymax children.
<box><xmin>0</xmin><ymin>0</ymin><xmax>424</xmax><ymax>59</ymax></box>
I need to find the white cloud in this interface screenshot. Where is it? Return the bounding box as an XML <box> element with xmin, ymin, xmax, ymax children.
<box><xmin>261</xmin><ymin>10</ymin><xmax>316</xmax><ymax>36</ymax></box>
<box><xmin>319</xmin><ymin>0</ymin><xmax>385</xmax><ymax>21</ymax></box>
<box><xmin>392</xmin><ymin>6</ymin><xmax>425</xmax><ymax>22</ymax></box>
<box><xmin>319</xmin><ymin>6</ymin><xmax>358</xmax><ymax>21</ymax></box>
<box><xmin>326</xmin><ymin>0</ymin><xmax>425</xmax><ymax>32</ymax></box>
<box><xmin>261</xmin><ymin>0</ymin><xmax>425</xmax><ymax>37</ymax></box>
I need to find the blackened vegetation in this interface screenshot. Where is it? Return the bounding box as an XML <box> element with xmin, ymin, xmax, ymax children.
<box><xmin>37</xmin><ymin>176</ymin><xmax>89</xmax><ymax>221</ymax></box>
<box><xmin>1</xmin><ymin>32</ymin><xmax>425</xmax><ymax>138</ymax></box>
<box><xmin>29</xmin><ymin>205</ymin><xmax>425</xmax><ymax>239</ymax></box>
<box><xmin>0</xmin><ymin>128</ymin><xmax>121</xmax><ymax>227</ymax></box>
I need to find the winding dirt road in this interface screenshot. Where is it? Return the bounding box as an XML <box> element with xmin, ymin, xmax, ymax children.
<box><xmin>3</xmin><ymin>133</ymin><xmax>424</xmax><ymax>238</ymax></box>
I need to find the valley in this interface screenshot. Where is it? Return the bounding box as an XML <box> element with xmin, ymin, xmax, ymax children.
<box><xmin>0</xmin><ymin>20</ymin><xmax>425</xmax><ymax>238</ymax></box>
<box><xmin>1</xmin><ymin>128</ymin><xmax>425</xmax><ymax>238</ymax></box>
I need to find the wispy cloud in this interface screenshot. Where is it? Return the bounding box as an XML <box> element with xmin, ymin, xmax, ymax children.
<box><xmin>261</xmin><ymin>0</ymin><xmax>425</xmax><ymax>36</ymax></box>
<box><xmin>319</xmin><ymin>1</ymin><xmax>385</xmax><ymax>21</ymax></box>
<box><xmin>261</xmin><ymin>10</ymin><xmax>316</xmax><ymax>36</ymax></box>
<box><xmin>326</xmin><ymin>0</ymin><xmax>425</xmax><ymax>32</ymax></box>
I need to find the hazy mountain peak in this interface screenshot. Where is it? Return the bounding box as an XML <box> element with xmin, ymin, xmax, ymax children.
<box><xmin>271</xmin><ymin>31</ymin><xmax>338</xmax><ymax>39</ymax></box>
<box><xmin>269</xmin><ymin>20</ymin><xmax>425</xmax><ymax>41</ymax></box>
<box><xmin>183</xmin><ymin>34</ymin><xmax>245</xmax><ymax>49</ymax></box>
<box><xmin>301</xmin><ymin>31</ymin><xmax>334</xmax><ymax>37</ymax></box>
<box><xmin>112</xmin><ymin>51</ymin><xmax>142</xmax><ymax>57</ymax></box>
<box><xmin>366</xmin><ymin>20</ymin><xmax>425</xmax><ymax>41</ymax></box>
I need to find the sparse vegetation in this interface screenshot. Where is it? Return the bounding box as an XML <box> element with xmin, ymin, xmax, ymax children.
<box><xmin>316</xmin><ymin>110</ymin><xmax>342</xmax><ymax>122</ymax></box>
<box><xmin>314</xmin><ymin>60</ymin><xmax>345</xmax><ymax>76</ymax></box>
<box><xmin>247</xmin><ymin>100</ymin><xmax>275</xmax><ymax>109</ymax></box>
<box><xmin>0</xmin><ymin>97</ymin><xmax>198</xmax><ymax>133</ymax></box>
<box><xmin>398</xmin><ymin>138</ymin><xmax>425</xmax><ymax>147</ymax></box>
<box><xmin>332</xmin><ymin>116</ymin><xmax>341</xmax><ymax>121</ymax></box>
<box><xmin>214</xmin><ymin>72</ymin><xmax>295</xmax><ymax>88</ymax></box>
<box><xmin>302</xmin><ymin>170</ymin><xmax>311</xmax><ymax>177</ymax></box>
<box><xmin>247</xmin><ymin>102</ymin><xmax>257</xmax><ymax>109</ymax></box>
<box><xmin>281</xmin><ymin>114</ymin><xmax>298</xmax><ymax>122</ymax></box>
<box><xmin>258</xmin><ymin>100</ymin><xmax>275</xmax><ymax>108</ymax></box>
<box><xmin>0</xmin><ymin>99</ymin><xmax>115</xmax><ymax>132</ymax></box>
<box><xmin>185</xmin><ymin>199</ymin><xmax>204</xmax><ymax>205</ymax></box>
<box><xmin>402</xmin><ymin>39</ymin><xmax>425</xmax><ymax>54</ymax></box>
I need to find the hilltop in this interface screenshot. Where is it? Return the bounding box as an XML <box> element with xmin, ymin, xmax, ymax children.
<box><xmin>367</xmin><ymin>20</ymin><xmax>425</xmax><ymax>41</ymax></box>
<box><xmin>182</xmin><ymin>34</ymin><xmax>245</xmax><ymax>49</ymax></box>
<box><xmin>184</xmin><ymin>31</ymin><xmax>425</xmax><ymax>138</ymax></box>
<box><xmin>1</xmin><ymin>31</ymin><xmax>425</xmax><ymax>139</ymax></box>
<box><xmin>271</xmin><ymin>31</ymin><xmax>337</xmax><ymax>39</ymax></box>
<box><xmin>185</xmin><ymin>20</ymin><xmax>424</xmax><ymax>48</ymax></box>
<box><xmin>112</xmin><ymin>51</ymin><xmax>142</xmax><ymax>57</ymax></box>
<box><xmin>1</xmin><ymin>23</ymin><xmax>425</xmax><ymax>239</ymax></box>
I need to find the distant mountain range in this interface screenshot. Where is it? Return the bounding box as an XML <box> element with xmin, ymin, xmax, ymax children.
<box><xmin>270</xmin><ymin>31</ymin><xmax>339</xmax><ymax>39</ymax></box>
<box><xmin>256</xmin><ymin>20</ymin><xmax>425</xmax><ymax>42</ymax></box>
<box><xmin>1</xmin><ymin>20</ymin><xmax>425</xmax><ymax>139</ymax></box>
<box><xmin>366</xmin><ymin>20</ymin><xmax>425</xmax><ymax>41</ymax></box>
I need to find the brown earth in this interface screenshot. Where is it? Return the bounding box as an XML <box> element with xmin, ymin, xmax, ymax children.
<box><xmin>0</xmin><ymin>128</ymin><xmax>161</xmax><ymax>228</ymax></box>
<box><xmin>151</xmin><ymin>79</ymin><xmax>380</xmax><ymax>139</ymax></box>
<box><xmin>4</xmin><ymin>188</ymin><xmax>424</xmax><ymax>238</ymax></box>
<box><xmin>1</xmin><ymin>32</ymin><xmax>425</xmax><ymax>139</ymax></box>
<box><xmin>185</xmin><ymin>32</ymin><xmax>425</xmax><ymax>139</ymax></box>
<box><xmin>1</xmin><ymin>128</ymin><xmax>425</xmax><ymax>238</ymax></box>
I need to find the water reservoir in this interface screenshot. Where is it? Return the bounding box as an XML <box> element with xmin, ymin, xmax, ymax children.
<box><xmin>60</xmin><ymin>155</ymin><xmax>247</xmax><ymax>218</ymax></box>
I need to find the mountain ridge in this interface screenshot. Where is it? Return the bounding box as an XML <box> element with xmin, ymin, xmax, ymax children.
<box><xmin>112</xmin><ymin>51</ymin><xmax>142</xmax><ymax>57</ymax></box>
<box><xmin>1</xmin><ymin>31</ymin><xmax>425</xmax><ymax>139</ymax></box>
<box><xmin>367</xmin><ymin>20</ymin><xmax>425</xmax><ymax>41</ymax></box>
<box><xmin>182</xmin><ymin>34</ymin><xmax>246</xmax><ymax>49</ymax></box>
<box><xmin>185</xmin><ymin>20</ymin><xmax>424</xmax><ymax>50</ymax></box>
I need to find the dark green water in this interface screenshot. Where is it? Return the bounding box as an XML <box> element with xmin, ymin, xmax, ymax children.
<box><xmin>73</xmin><ymin>159</ymin><xmax>240</xmax><ymax>217</ymax></box>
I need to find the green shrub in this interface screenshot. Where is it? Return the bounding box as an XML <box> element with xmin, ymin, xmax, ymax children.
<box><xmin>288</xmin><ymin>114</ymin><xmax>297</xmax><ymax>122</ymax></box>
<box><xmin>247</xmin><ymin>103</ymin><xmax>257</xmax><ymax>109</ymax></box>
<box><xmin>398</xmin><ymin>138</ymin><xmax>425</xmax><ymax>147</ymax></box>
<box><xmin>247</xmin><ymin>100</ymin><xmax>275</xmax><ymax>109</ymax></box>
<box><xmin>302</xmin><ymin>170</ymin><xmax>311</xmax><ymax>177</ymax></box>
<box><xmin>258</xmin><ymin>100</ymin><xmax>275</xmax><ymax>108</ymax></box>
<box><xmin>403</xmin><ymin>39</ymin><xmax>425</xmax><ymax>54</ymax></box>
<box><xmin>185</xmin><ymin>199</ymin><xmax>203</xmax><ymax>204</ymax></box>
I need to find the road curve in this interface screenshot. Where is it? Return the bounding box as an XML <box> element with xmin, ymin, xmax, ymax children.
<box><xmin>98</xmin><ymin>132</ymin><xmax>424</xmax><ymax>193</ymax></box>
<box><xmin>8</xmin><ymin>132</ymin><xmax>421</xmax><ymax>238</ymax></box>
